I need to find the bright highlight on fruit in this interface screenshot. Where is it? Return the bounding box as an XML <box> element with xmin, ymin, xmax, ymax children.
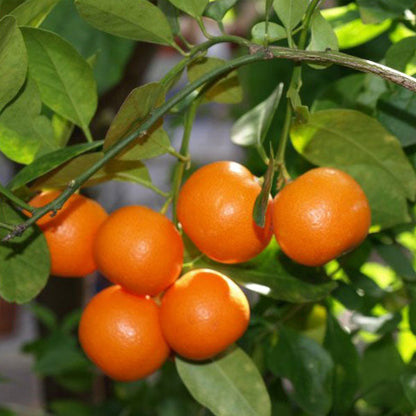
<box><xmin>160</xmin><ymin>268</ymin><xmax>250</xmax><ymax>361</ymax></box>
<box><xmin>93</xmin><ymin>205</ymin><xmax>184</xmax><ymax>296</ymax></box>
<box><xmin>28</xmin><ymin>191</ymin><xmax>108</xmax><ymax>277</ymax></box>
<box><xmin>177</xmin><ymin>161</ymin><xmax>273</xmax><ymax>264</ymax></box>
<box><xmin>79</xmin><ymin>285</ymin><xmax>170</xmax><ymax>382</ymax></box>
<box><xmin>272</xmin><ymin>167</ymin><xmax>371</xmax><ymax>266</ymax></box>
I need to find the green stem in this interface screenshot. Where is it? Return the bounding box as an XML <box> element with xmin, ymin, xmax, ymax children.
<box><xmin>171</xmin><ymin>99</ymin><xmax>199</xmax><ymax>224</ymax></box>
<box><xmin>4</xmin><ymin>45</ymin><xmax>416</xmax><ymax>240</ymax></box>
<box><xmin>0</xmin><ymin>222</ymin><xmax>15</xmax><ymax>232</ymax></box>
<box><xmin>82</xmin><ymin>126</ymin><xmax>94</xmax><ymax>143</ymax></box>
<box><xmin>197</xmin><ymin>17</ymin><xmax>213</xmax><ymax>39</ymax></box>
<box><xmin>167</xmin><ymin>146</ymin><xmax>190</xmax><ymax>162</ymax></box>
<box><xmin>0</xmin><ymin>183</ymin><xmax>34</xmax><ymax>212</ymax></box>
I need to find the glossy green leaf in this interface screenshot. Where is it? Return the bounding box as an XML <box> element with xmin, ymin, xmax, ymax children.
<box><xmin>291</xmin><ymin>109</ymin><xmax>416</xmax><ymax>228</ymax></box>
<box><xmin>267</xmin><ymin>326</ymin><xmax>333</xmax><ymax>415</ymax></box>
<box><xmin>401</xmin><ymin>373</ymin><xmax>416</xmax><ymax>407</ymax></box>
<box><xmin>0</xmin><ymin>201</ymin><xmax>50</xmax><ymax>303</ymax></box>
<box><xmin>204</xmin><ymin>0</ymin><xmax>238</xmax><ymax>22</ymax></box>
<box><xmin>385</xmin><ymin>36</ymin><xmax>416</xmax><ymax>75</ymax></box>
<box><xmin>177</xmin><ymin>347</ymin><xmax>271</xmax><ymax>416</ymax></box>
<box><xmin>75</xmin><ymin>0</ymin><xmax>174</xmax><ymax>46</ymax></box>
<box><xmin>0</xmin><ymin>16</ymin><xmax>27</xmax><ymax>112</ymax></box>
<box><xmin>324</xmin><ymin>314</ymin><xmax>359</xmax><ymax>415</ymax></box>
<box><xmin>232</xmin><ymin>83</ymin><xmax>283</xmax><ymax>147</ymax></box>
<box><xmin>194</xmin><ymin>241</ymin><xmax>337</xmax><ymax>303</ymax></box>
<box><xmin>43</xmin><ymin>0</ymin><xmax>135</xmax><ymax>94</ymax></box>
<box><xmin>168</xmin><ymin>0</ymin><xmax>209</xmax><ymax>18</ymax></box>
<box><xmin>10</xmin><ymin>0</ymin><xmax>60</xmax><ymax>27</ymax></box>
<box><xmin>322</xmin><ymin>4</ymin><xmax>391</xmax><ymax>49</ymax></box>
<box><xmin>22</xmin><ymin>27</ymin><xmax>97</xmax><ymax>131</ymax></box>
<box><xmin>251</xmin><ymin>22</ymin><xmax>286</xmax><ymax>44</ymax></box>
<box><xmin>32</xmin><ymin>152</ymin><xmax>152</xmax><ymax>190</ymax></box>
<box><xmin>104</xmin><ymin>82</ymin><xmax>171</xmax><ymax>161</ymax></box>
<box><xmin>158</xmin><ymin>0</ymin><xmax>180</xmax><ymax>35</ymax></box>
<box><xmin>307</xmin><ymin>11</ymin><xmax>338</xmax><ymax>53</ymax></box>
<box><xmin>7</xmin><ymin>142</ymin><xmax>102</xmax><ymax>190</ymax></box>
<box><xmin>378</xmin><ymin>86</ymin><xmax>416</xmax><ymax>147</ymax></box>
<box><xmin>361</xmin><ymin>336</ymin><xmax>405</xmax><ymax>408</ymax></box>
<box><xmin>273</xmin><ymin>0</ymin><xmax>308</xmax><ymax>30</ymax></box>
<box><xmin>188</xmin><ymin>57</ymin><xmax>243</xmax><ymax>104</ymax></box>
<box><xmin>0</xmin><ymin>78</ymin><xmax>57</xmax><ymax>165</ymax></box>
<box><xmin>357</xmin><ymin>0</ymin><xmax>414</xmax><ymax>24</ymax></box>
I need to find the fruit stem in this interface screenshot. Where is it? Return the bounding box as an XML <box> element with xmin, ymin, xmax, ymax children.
<box><xmin>171</xmin><ymin>99</ymin><xmax>199</xmax><ymax>225</ymax></box>
<box><xmin>0</xmin><ymin>182</ymin><xmax>34</xmax><ymax>213</ymax></box>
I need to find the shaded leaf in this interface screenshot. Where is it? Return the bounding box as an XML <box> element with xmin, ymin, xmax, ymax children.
<box><xmin>194</xmin><ymin>241</ymin><xmax>337</xmax><ymax>303</ymax></box>
<box><xmin>168</xmin><ymin>0</ymin><xmax>209</xmax><ymax>18</ymax></box>
<box><xmin>273</xmin><ymin>0</ymin><xmax>308</xmax><ymax>30</ymax></box>
<box><xmin>75</xmin><ymin>0</ymin><xmax>174</xmax><ymax>46</ymax></box>
<box><xmin>267</xmin><ymin>326</ymin><xmax>333</xmax><ymax>415</ymax></box>
<box><xmin>0</xmin><ymin>78</ymin><xmax>57</xmax><ymax>165</ymax></box>
<box><xmin>50</xmin><ymin>400</ymin><xmax>93</xmax><ymax>416</ymax></box>
<box><xmin>177</xmin><ymin>347</ymin><xmax>271</xmax><ymax>416</ymax></box>
<box><xmin>10</xmin><ymin>0</ymin><xmax>59</xmax><ymax>27</ymax></box>
<box><xmin>401</xmin><ymin>373</ymin><xmax>416</xmax><ymax>408</ymax></box>
<box><xmin>357</xmin><ymin>0</ymin><xmax>414</xmax><ymax>24</ymax></box>
<box><xmin>0</xmin><ymin>201</ymin><xmax>50</xmax><ymax>303</ymax></box>
<box><xmin>0</xmin><ymin>16</ymin><xmax>27</xmax><ymax>112</ymax></box>
<box><xmin>7</xmin><ymin>141</ymin><xmax>102</xmax><ymax>190</ymax></box>
<box><xmin>30</xmin><ymin>303</ymin><xmax>57</xmax><ymax>331</ymax></box>
<box><xmin>0</xmin><ymin>0</ymin><xmax>25</xmax><ymax>17</ymax></box>
<box><xmin>232</xmin><ymin>83</ymin><xmax>283</xmax><ymax>147</ymax></box>
<box><xmin>324</xmin><ymin>314</ymin><xmax>359</xmax><ymax>415</ymax></box>
<box><xmin>385</xmin><ymin>36</ymin><xmax>416</xmax><ymax>75</ymax></box>
<box><xmin>188</xmin><ymin>57</ymin><xmax>243</xmax><ymax>104</ymax></box>
<box><xmin>251</xmin><ymin>22</ymin><xmax>286</xmax><ymax>44</ymax></box>
<box><xmin>204</xmin><ymin>0</ymin><xmax>238</xmax><ymax>22</ymax></box>
<box><xmin>22</xmin><ymin>27</ymin><xmax>97</xmax><ymax>131</ymax></box>
<box><xmin>158</xmin><ymin>0</ymin><xmax>180</xmax><ymax>35</ymax></box>
<box><xmin>291</xmin><ymin>109</ymin><xmax>416</xmax><ymax>228</ymax></box>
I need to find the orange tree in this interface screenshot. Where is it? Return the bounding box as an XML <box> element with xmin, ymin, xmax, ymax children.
<box><xmin>1</xmin><ymin>0</ymin><xmax>416</xmax><ymax>415</ymax></box>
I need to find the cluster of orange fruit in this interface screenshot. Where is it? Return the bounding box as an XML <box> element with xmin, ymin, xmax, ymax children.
<box><xmin>29</xmin><ymin>161</ymin><xmax>371</xmax><ymax>382</ymax></box>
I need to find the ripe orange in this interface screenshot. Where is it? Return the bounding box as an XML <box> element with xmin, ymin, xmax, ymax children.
<box><xmin>79</xmin><ymin>285</ymin><xmax>170</xmax><ymax>381</ymax></box>
<box><xmin>160</xmin><ymin>269</ymin><xmax>250</xmax><ymax>361</ymax></box>
<box><xmin>177</xmin><ymin>161</ymin><xmax>273</xmax><ymax>264</ymax></box>
<box><xmin>28</xmin><ymin>191</ymin><xmax>108</xmax><ymax>277</ymax></box>
<box><xmin>93</xmin><ymin>205</ymin><xmax>183</xmax><ymax>296</ymax></box>
<box><xmin>273</xmin><ymin>167</ymin><xmax>371</xmax><ymax>266</ymax></box>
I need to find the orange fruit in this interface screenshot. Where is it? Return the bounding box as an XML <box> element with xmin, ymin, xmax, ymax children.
<box><xmin>272</xmin><ymin>167</ymin><xmax>371</xmax><ymax>267</ymax></box>
<box><xmin>28</xmin><ymin>191</ymin><xmax>108</xmax><ymax>277</ymax></box>
<box><xmin>79</xmin><ymin>285</ymin><xmax>170</xmax><ymax>381</ymax></box>
<box><xmin>160</xmin><ymin>269</ymin><xmax>250</xmax><ymax>360</ymax></box>
<box><xmin>93</xmin><ymin>206</ymin><xmax>183</xmax><ymax>296</ymax></box>
<box><xmin>177</xmin><ymin>161</ymin><xmax>273</xmax><ymax>264</ymax></box>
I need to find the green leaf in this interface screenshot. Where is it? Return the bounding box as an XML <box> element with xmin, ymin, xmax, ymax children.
<box><xmin>22</xmin><ymin>27</ymin><xmax>97</xmax><ymax>132</ymax></box>
<box><xmin>177</xmin><ymin>347</ymin><xmax>271</xmax><ymax>416</ymax></box>
<box><xmin>409</xmin><ymin>300</ymin><xmax>416</xmax><ymax>335</ymax></box>
<box><xmin>0</xmin><ymin>201</ymin><xmax>50</xmax><ymax>304</ymax></box>
<box><xmin>187</xmin><ymin>57</ymin><xmax>243</xmax><ymax>104</ymax></box>
<box><xmin>0</xmin><ymin>16</ymin><xmax>27</xmax><ymax>112</ymax></box>
<box><xmin>7</xmin><ymin>142</ymin><xmax>102</xmax><ymax>190</ymax></box>
<box><xmin>75</xmin><ymin>0</ymin><xmax>174</xmax><ymax>46</ymax></box>
<box><xmin>267</xmin><ymin>326</ymin><xmax>333</xmax><ymax>415</ymax></box>
<box><xmin>52</xmin><ymin>113</ymin><xmax>74</xmax><ymax>147</ymax></box>
<box><xmin>195</xmin><ymin>241</ymin><xmax>337</xmax><ymax>303</ymax></box>
<box><xmin>273</xmin><ymin>0</ymin><xmax>308</xmax><ymax>30</ymax></box>
<box><xmin>251</xmin><ymin>22</ymin><xmax>286</xmax><ymax>44</ymax></box>
<box><xmin>158</xmin><ymin>0</ymin><xmax>180</xmax><ymax>35</ymax></box>
<box><xmin>401</xmin><ymin>373</ymin><xmax>416</xmax><ymax>408</ymax></box>
<box><xmin>168</xmin><ymin>0</ymin><xmax>209</xmax><ymax>18</ymax></box>
<box><xmin>231</xmin><ymin>83</ymin><xmax>283</xmax><ymax>147</ymax></box>
<box><xmin>43</xmin><ymin>0</ymin><xmax>135</xmax><ymax>94</ymax></box>
<box><xmin>385</xmin><ymin>36</ymin><xmax>416</xmax><ymax>75</ymax></box>
<box><xmin>357</xmin><ymin>0</ymin><xmax>414</xmax><ymax>24</ymax></box>
<box><xmin>10</xmin><ymin>0</ymin><xmax>60</xmax><ymax>27</ymax></box>
<box><xmin>253</xmin><ymin>158</ymin><xmax>274</xmax><ymax>227</ymax></box>
<box><xmin>50</xmin><ymin>400</ymin><xmax>93</xmax><ymax>416</ymax></box>
<box><xmin>377</xmin><ymin>86</ymin><xmax>416</xmax><ymax>147</ymax></box>
<box><xmin>31</xmin><ymin>152</ymin><xmax>152</xmax><ymax>190</ymax></box>
<box><xmin>0</xmin><ymin>408</ymin><xmax>16</xmax><ymax>416</ymax></box>
<box><xmin>322</xmin><ymin>4</ymin><xmax>391</xmax><ymax>50</ymax></box>
<box><xmin>0</xmin><ymin>0</ymin><xmax>25</xmax><ymax>17</ymax></box>
<box><xmin>361</xmin><ymin>335</ymin><xmax>405</xmax><ymax>408</ymax></box>
<box><xmin>30</xmin><ymin>303</ymin><xmax>57</xmax><ymax>330</ymax></box>
<box><xmin>324</xmin><ymin>314</ymin><xmax>359</xmax><ymax>415</ymax></box>
<box><xmin>204</xmin><ymin>0</ymin><xmax>238</xmax><ymax>22</ymax></box>
<box><xmin>291</xmin><ymin>109</ymin><xmax>416</xmax><ymax>228</ymax></box>
<box><xmin>0</xmin><ymin>77</ymin><xmax>58</xmax><ymax>165</ymax></box>
<box><xmin>103</xmin><ymin>82</ymin><xmax>170</xmax><ymax>161</ymax></box>
<box><xmin>307</xmin><ymin>10</ymin><xmax>338</xmax><ymax>56</ymax></box>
